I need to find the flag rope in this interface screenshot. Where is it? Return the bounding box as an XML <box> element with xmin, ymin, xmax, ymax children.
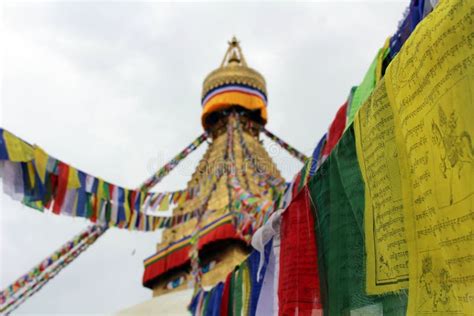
<box><xmin>0</xmin><ymin>225</ymin><xmax>107</xmax><ymax>314</ymax></box>
<box><xmin>261</xmin><ymin>128</ymin><xmax>308</xmax><ymax>163</ymax></box>
<box><xmin>139</xmin><ymin>133</ymin><xmax>208</xmax><ymax>191</ymax></box>
<box><xmin>235</xmin><ymin>115</ymin><xmax>286</xmax><ymax>190</ymax></box>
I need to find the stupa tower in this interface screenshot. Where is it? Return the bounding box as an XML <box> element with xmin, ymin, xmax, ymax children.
<box><xmin>142</xmin><ymin>37</ymin><xmax>284</xmax><ymax>297</ymax></box>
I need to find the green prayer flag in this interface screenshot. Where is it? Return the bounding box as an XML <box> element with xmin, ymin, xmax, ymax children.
<box><xmin>308</xmin><ymin>158</ymin><xmax>331</xmax><ymax>309</ymax></box>
<box><xmin>309</xmin><ymin>126</ymin><xmax>407</xmax><ymax>315</ymax></box>
<box><xmin>22</xmin><ymin>199</ymin><xmax>44</xmax><ymax>212</ymax></box>
<box><xmin>233</xmin><ymin>266</ymin><xmax>243</xmax><ymax>315</ymax></box>
<box><xmin>347</xmin><ymin>58</ymin><xmax>377</xmax><ymax>124</ymax></box>
<box><xmin>105</xmin><ymin>201</ymin><xmax>111</xmax><ymax>223</ymax></box>
<box><xmin>202</xmin><ymin>289</ymin><xmax>210</xmax><ymax>313</ymax></box>
<box><xmin>228</xmin><ymin>269</ymin><xmax>234</xmax><ymax>316</ymax></box>
<box><xmin>102</xmin><ymin>181</ymin><xmax>110</xmax><ymax>200</ymax></box>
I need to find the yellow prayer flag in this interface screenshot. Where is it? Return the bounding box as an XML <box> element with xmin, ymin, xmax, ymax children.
<box><xmin>152</xmin><ymin>218</ymin><xmax>159</xmax><ymax>231</ymax></box>
<box><xmin>172</xmin><ymin>191</ymin><xmax>181</xmax><ymax>204</ymax></box>
<box><xmin>242</xmin><ymin>263</ymin><xmax>251</xmax><ymax>315</ymax></box>
<box><xmin>26</xmin><ymin>162</ymin><xmax>36</xmax><ymax>188</ymax></box>
<box><xmin>128</xmin><ymin>211</ymin><xmax>137</xmax><ymax>231</ymax></box>
<box><xmin>71</xmin><ymin>194</ymin><xmax>78</xmax><ymax>217</ymax></box>
<box><xmin>137</xmin><ymin>213</ymin><xmax>144</xmax><ymax>231</ymax></box>
<box><xmin>159</xmin><ymin>193</ymin><xmax>170</xmax><ymax>211</ymax></box>
<box><xmin>67</xmin><ymin>167</ymin><xmax>81</xmax><ymax>189</ymax></box>
<box><xmin>96</xmin><ymin>179</ymin><xmax>104</xmax><ymax>200</ymax></box>
<box><xmin>385</xmin><ymin>0</ymin><xmax>474</xmax><ymax>313</ymax></box>
<box><xmin>177</xmin><ymin>191</ymin><xmax>187</xmax><ymax>206</ymax></box>
<box><xmin>138</xmin><ymin>191</ymin><xmax>146</xmax><ymax>211</ymax></box>
<box><xmin>354</xmin><ymin>78</ymin><xmax>409</xmax><ymax>294</ymax></box>
<box><xmin>3</xmin><ymin>130</ymin><xmax>33</xmax><ymax>162</ymax></box>
<box><xmin>33</xmin><ymin>146</ymin><xmax>49</xmax><ymax>183</ymax></box>
<box><xmin>124</xmin><ymin>189</ymin><xmax>131</xmax><ymax>223</ymax></box>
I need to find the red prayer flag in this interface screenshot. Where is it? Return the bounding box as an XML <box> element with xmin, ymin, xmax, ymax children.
<box><xmin>321</xmin><ymin>102</ymin><xmax>347</xmax><ymax>158</ymax></box>
<box><xmin>130</xmin><ymin>190</ymin><xmax>137</xmax><ymax>212</ymax></box>
<box><xmin>90</xmin><ymin>196</ymin><xmax>98</xmax><ymax>222</ymax></box>
<box><xmin>108</xmin><ymin>183</ymin><xmax>115</xmax><ymax>200</ymax></box>
<box><xmin>292</xmin><ymin>173</ymin><xmax>302</xmax><ymax>196</ymax></box>
<box><xmin>278</xmin><ymin>187</ymin><xmax>322</xmax><ymax>315</ymax></box>
<box><xmin>52</xmin><ymin>162</ymin><xmax>69</xmax><ymax>214</ymax></box>
<box><xmin>220</xmin><ymin>272</ymin><xmax>232</xmax><ymax>316</ymax></box>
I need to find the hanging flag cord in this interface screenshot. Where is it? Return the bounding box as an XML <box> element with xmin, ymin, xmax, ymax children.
<box><xmin>0</xmin><ymin>225</ymin><xmax>107</xmax><ymax>314</ymax></box>
<box><xmin>139</xmin><ymin>133</ymin><xmax>208</xmax><ymax>191</ymax></box>
<box><xmin>261</xmin><ymin>127</ymin><xmax>308</xmax><ymax>163</ymax></box>
<box><xmin>233</xmin><ymin>113</ymin><xmax>288</xmax><ymax>222</ymax></box>
<box><xmin>235</xmin><ymin>116</ymin><xmax>286</xmax><ymax>189</ymax></box>
<box><xmin>188</xmin><ymin>113</ymin><xmax>240</xmax><ymax>308</ymax></box>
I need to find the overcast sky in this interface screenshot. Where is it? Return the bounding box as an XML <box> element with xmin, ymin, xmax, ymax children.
<box><xmin>1</xmin><ymin>1</ymin><xmax>406</xmax><ymax>314</ymax></box>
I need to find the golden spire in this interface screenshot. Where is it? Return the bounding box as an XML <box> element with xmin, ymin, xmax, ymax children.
<box><xmin>202</xmin><ymin>37</ymin><xmax>267</xmax><ymax>99</ymax></box>
<box><xmin>220</xmin><ymin>36</ymin><xmax>247</xmax><ymax>67</ymax></box>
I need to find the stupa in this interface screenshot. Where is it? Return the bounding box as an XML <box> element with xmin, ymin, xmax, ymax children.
<box><xmin>141</xmin><ymin>37</ymin><xmax>285</xmax><ymax>297</ymax></box>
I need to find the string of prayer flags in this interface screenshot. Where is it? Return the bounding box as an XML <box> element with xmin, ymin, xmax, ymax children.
<box><xmin>285</xmin><ymin>1</ymin><xmax>440</xmax><ymax>310</ymax></box>
<box><xmin>0</xmin><ymin>225</ymin><xmax>106</xmax><ymax>308</ymax></box>
<box><xmin>261</xmin><ymin>128</ymin><xmax>308</xmax><ymax>163</ymax></box>
<box><xmin>0</xmin><ymin>128</ymin><xmax>215</xmax><ymax>231</ymax></box>
<box><xmin>0</xmin><ymin>225</ymin><xmax>106</xmax><ymax>314</ymax></box>
<box><xmin>235</xmin><ymin>118</ymin><xmax>286</xmax><ymax>190</ymax></box>
<box><xmin>140</xmin><ymin>133</ymin><xmax>208</xmax><ymax>191</ymax></box>
<box><xmin>189</xmin><ymin>238</ymin><xmax>273</xmax><ymax>316</ymax></box>
<box><xmin>186</xmin><ymin>167</ymin><xmax>227</xmax><ymax>297</ymax></box>
<box><xmin>226</xmin><ymin>115</ymin><xmax>278</xmax><ymax>232</ymax></box>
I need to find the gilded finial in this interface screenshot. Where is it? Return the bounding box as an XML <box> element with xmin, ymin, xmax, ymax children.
<box><xmin>229</xmin><ymin>36</ymin><xmax>239</xmax><ymax>47</ymax></box>
<box><xmin>220</xmin><ymin>36</ymin><xmax>247</xmax><ymax>67</ymax></box>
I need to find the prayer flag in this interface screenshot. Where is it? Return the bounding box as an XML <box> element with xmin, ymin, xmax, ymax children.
<box><xmin>52</xmin><ymin>162</ymin><xmax>69</xmax><ymax>215</ymax></box>
<box><xmin>33</xmin><ymin>146</ymin><xmax>49</xmax><ymax>183</ymax></box>
<box><xmin>385</xmin><ymin>0</ymin><xmax>474</xmax><ymax>313</ymax></box>
<box><xmin>278</xmin><ymin>187</ymin><xmax>322</xmax><ymax>315</ymax></box>
<box><xmin>67</xmin><ymin>167</ymin><xmax>81</xmax><ymax>189</ymax></box>
<box><xmin>321</xmin><ymin>103</ymin><xmax>347</xmax><ymax>160</ymax></box>
<box><xmin>2</xmin><ymin>161</ymin><xmax>25</xmax><ymax>201</ymax></box>
<box><xmin>2</xmin><ymin>129</ymin><xmax>33</xmax><ymax>162</ymax></box>
<box><xmin>159</xmin><ymin>193</ymin><xmax>170</xmax><ymax>211</ymax></box>
<box><xmin>0</xmin><ymin>129</ymin><xmax>9</xmax><ymax>160</ymax></box>
<box><xmin>354</xmin><ymin>78</ymin><xmax>409</xmax><ymax>294</ymax></box>
<box><xmin>75</xmin><ymin>171</ymin><xmax>87</xmax><ymax>217</ymax></box>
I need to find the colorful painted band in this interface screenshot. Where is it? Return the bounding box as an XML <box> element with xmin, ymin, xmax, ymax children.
<box><xmin>202</xmin><ymin>84</ymin><xmax>267</xmax><ymax>106</ymax></box>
